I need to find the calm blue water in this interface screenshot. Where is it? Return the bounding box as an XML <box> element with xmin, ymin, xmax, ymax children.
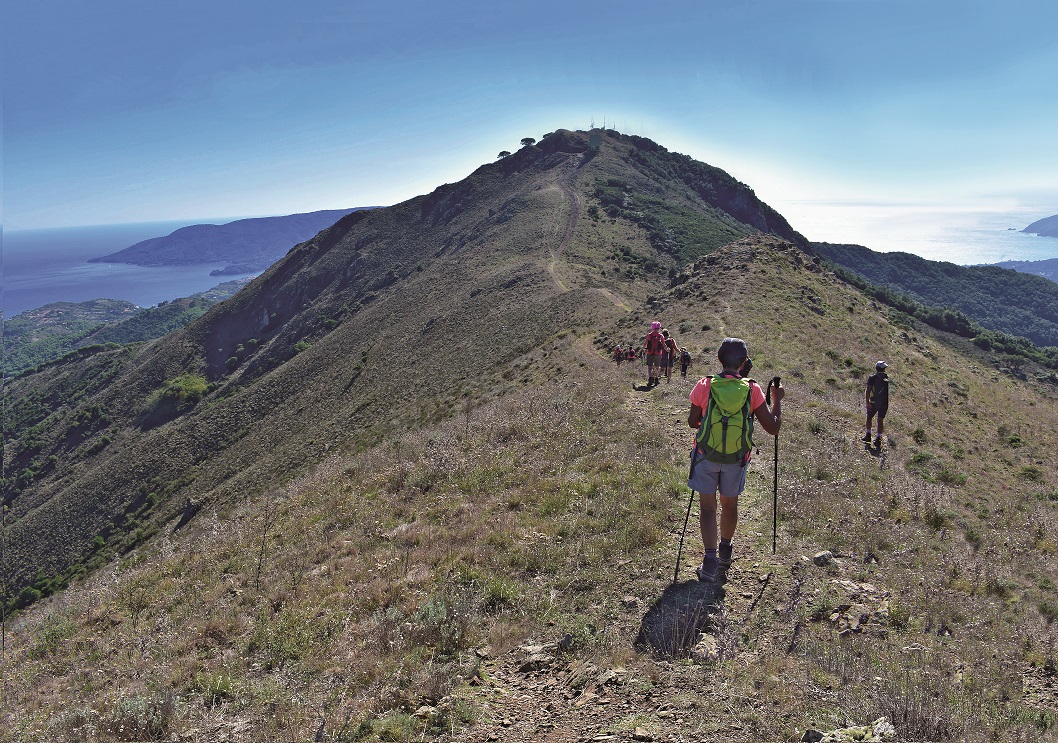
<box><xmin>3</xmin><ymin>211</ymin><xmax>1057</xmax><ymax>318</ymax></box>
<box><xmin>2</xmin><ymin>221</ymin><xmax>261</xmax><ymax>317</ymax></box>
<box><xmin>793</xmin><ymin>205</ymin><xmax>1058</xmax><ymax>265</ymax></box>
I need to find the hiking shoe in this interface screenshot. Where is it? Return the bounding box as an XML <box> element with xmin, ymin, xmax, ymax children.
<box><xmin>696</xmin><ymin>557</ymin><xmax>720</xmax><ymax>582</ymax></box>
<box><xmin>717</xmin><ymin>543</ymin><xmax>733</xmax><ymax>568</ymax></box>
<box><xmin>874</xmin><ymin>435</ymin><xmax>883</xmax><ymax>447</ymax></box>
<box><xmin>862</xmin><ymin>432</ymin><xmax>872</xmax><ymax>443</ymax></box>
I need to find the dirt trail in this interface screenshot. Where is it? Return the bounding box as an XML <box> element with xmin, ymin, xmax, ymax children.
<box><xmin>544</xmin><ymin>155</ymin><xmax>581</xmax><ymax>292</ymax></box>
<box><xmin>545</xmin><ymin>154</ymin><xmax>633</xmax><ymax>312</ymax></box>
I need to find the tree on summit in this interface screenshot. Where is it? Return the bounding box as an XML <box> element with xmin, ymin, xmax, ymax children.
<box><xmin>520</xmin><ymin>137</ymin><xmax>536</xmax><ymax>147</ymax></box>
<box><xmin>497</xmin><ymin>150</ymin><xmax>512</xmax><ymax>159</ymax></box>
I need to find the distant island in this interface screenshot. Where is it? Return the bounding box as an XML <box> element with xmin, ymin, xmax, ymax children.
<box><xmin>88</xmin><ymin>208</ymin><xmax>373</xmax><ymax>273</ymax></box>
<box><xmin>1023</xmin><ymin>214</ymin><xmax>1058</xmax><ymax>237</ymax></box>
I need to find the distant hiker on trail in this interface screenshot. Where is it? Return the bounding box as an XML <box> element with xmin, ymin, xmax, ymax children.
<box><xmin>644</xmin><ymin>321</ymin><xmax>667</xmax><ymax>387</ymax></box>
<box><xmin>864</xmin><ymin>361</ymin><xmax>890</xmax><ymax>447</ymax></box>
<box><xmin>687</xmin><ymin>338</ymin><xmax>783</xmax><ymax>581</ymax></box>
<box><xmin>626</xmin><ymin>346</ymin><xmax>637</xmax><ymax>364</ymax></box>
<box><xmin>662</xmin><ymin>329</ymin><xmax>679</xmax><ymax>383</ymax></box>
<box><xmin>614</xmin><ymin>345</ymin><xmax>624</xmax><ymax>366</ymax></box>
<box><xmin>679</xmin><ymin>347</ymin><xmax>692</xmax><ymax>378</ymax></box>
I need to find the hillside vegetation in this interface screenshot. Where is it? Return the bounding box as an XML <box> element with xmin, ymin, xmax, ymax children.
<box><xmin>815</xmin><ymin>241</ymin><xmax>1058</xmax><ymax>347</ymax></box>
<box><xmin>2</xmin><ymin>280</ymin><xmax>252</xmax><ymax>376</ymax></box>
<box><xmin>5</xmin><ymin>131</ymin><xmax>1058</xmax><ymax>741</ymax></box>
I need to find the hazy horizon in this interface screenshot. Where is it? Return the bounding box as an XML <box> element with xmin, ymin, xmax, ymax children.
<box><xmin>5</xmin><ymin>1</ymin><xmax>1057</xmax><ymax>258</ymax></box>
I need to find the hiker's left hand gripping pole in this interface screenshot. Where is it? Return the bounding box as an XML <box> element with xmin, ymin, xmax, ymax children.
<box><xmin>768</xmin><ymin>377</ymin><xmax>781</xmax><ymax>554</ymax></box>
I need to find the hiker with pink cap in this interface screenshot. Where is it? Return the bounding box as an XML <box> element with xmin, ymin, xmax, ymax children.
<box><xmin>643</xmin><ymin>321</ymin><xmax>666</xmax><ymax>387</ymax></box>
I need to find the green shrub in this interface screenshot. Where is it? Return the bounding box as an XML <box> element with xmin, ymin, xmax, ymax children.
<box><xmin>375</xmin><ymin>712</ymin><xmax>420</xmax><ymax>742</ymax></box>
<box><xmin>1020</xmin><ymin>465</ymin><xmax>1044</xmax><ymax>481</ymax></box>
<box><xmin>191</xmin><ymin>673</ymin><xmax>238</xmax><ymax>705</ymax></box>
<box><xmin>935</xmin><ymin>469</ymin><xmax>967</xmax><ymax>486</ymax></box>
<box><xmin>153</xmin><ymin>374</ymin><xmax>208</xmax><ymax>408</ymax></box>
<box><xmin>100</xmin><ymin>694</ymin><xmax>178</xmax><ymax>741</ymax></box>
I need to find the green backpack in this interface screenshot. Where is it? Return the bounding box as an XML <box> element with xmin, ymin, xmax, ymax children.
<box><xmin>695</xmin><ymin>376</ymin><xmax>755</xmax><ymax>465</ymax></box>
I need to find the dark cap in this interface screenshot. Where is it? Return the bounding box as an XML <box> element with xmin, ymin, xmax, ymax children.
<box><xmin>718</xmin><ymin>337</ymin><xmax>749</xmax><ymax>367</ymax></box>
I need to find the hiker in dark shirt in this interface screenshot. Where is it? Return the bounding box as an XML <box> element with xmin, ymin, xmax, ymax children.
<box><xmin>679</xmin><ymin>347</ymin><xmax>692</xmax><ymax>378</ymax></box>
<box><xmin>864</xmin><ymin>361</ymin><xmax>890</xmax><ymax>446</ymax></box>
<box><xmin>614</xmin><ymin>345</ymin><xmax>623</xmax><ymax>366</ymax></box>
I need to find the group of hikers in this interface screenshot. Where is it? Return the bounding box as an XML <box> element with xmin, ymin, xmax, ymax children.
<box><xmin>619</xmin><ymin>322</ymin><xmax>891</xmax><ymax>584</ymax></box>
<box><xmin>613</xmin><ymin>322</ymin><xmax>693</xmax><ymax>385</ymax></box>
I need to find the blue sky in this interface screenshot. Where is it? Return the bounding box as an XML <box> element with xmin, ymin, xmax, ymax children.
<box><xmin>5</xmin><ymin>0</ymin><xmax>1058</xmax><ymax>254</ymax></box>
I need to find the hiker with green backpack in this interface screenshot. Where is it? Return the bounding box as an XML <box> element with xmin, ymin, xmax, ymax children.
<box><xmin>686</xmin><ymin>338</ymin><xmax>783</xmax><ymax>581</ymax></box>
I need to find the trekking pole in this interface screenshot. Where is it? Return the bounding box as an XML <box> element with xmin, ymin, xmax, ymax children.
<box><xmin>673</xmin><ymin>446</ymin><xmax>702</xmax><ymax>584</ymax></box>
<box><xmin>673</xmin><ymin>488</ymin><xmax>696</xmax><ymax>585</ymax></box>
<box><xmin>767</xmin><ymin>377</ymin><xmax>781</xmax><ymax>554</ymax></box>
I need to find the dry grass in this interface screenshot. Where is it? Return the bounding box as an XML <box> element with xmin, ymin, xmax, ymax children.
<box><xmin>2</xmin><ymin>344</ymin><xmax>684</xmax><ymax>741</ymax></box>
<box><xmin>5</xmin><ymin>238</ymin><xmax>1058</xmax><ymax>742</ymax></box>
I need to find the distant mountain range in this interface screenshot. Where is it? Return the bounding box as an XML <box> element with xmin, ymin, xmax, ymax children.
<box><xmin>87</xmin><ymin>208</ymin><xmax>373</xmax><ymax>273</ymax></box>
<box><xmin>1023</xmin><ymin>213</ymin><xmax>1058</xmax><ymax>237</ymax></box>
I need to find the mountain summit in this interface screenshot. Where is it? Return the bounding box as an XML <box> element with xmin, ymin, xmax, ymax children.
<box><xmin>6</xmin><ymin>129</ymin><xmax>807</xmax><ymax>593</ymax></box>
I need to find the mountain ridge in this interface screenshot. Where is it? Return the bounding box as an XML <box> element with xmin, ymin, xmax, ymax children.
<box><xmin>7</xmin><ymin>128</ymin><xmax>1058</xmax><ymax>741</ymax></box>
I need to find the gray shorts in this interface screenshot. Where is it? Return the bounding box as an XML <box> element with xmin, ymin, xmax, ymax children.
<box><xmin>687</xmin><ymin>449</ymin><xmax>748</xmax><ymax>497</ymax></box>
<box><xmin>646</xmin><ymin>353</ymin><xmax>664</xmax><ymax>367</ymax></box>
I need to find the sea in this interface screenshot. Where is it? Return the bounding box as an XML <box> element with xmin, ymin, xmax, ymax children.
<box><xmin>2</xmin><ymin>220</ymin><xmax>261</xmax><ymax>318</ymax></box>
<box><xmin>3</xmin><ymin>208</ymin><xmax>1057</xmax><ymax>319</ymax></box>
<box><xmin>788</xmin><ymin>204</ymin><xmax>1058</xmax><ymax>265</ymax></box>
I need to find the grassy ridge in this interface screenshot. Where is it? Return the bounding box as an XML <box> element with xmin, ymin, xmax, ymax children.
<box><xmin>5</xmin><ymin>348</ymin><xmax>683</xmax><ymax>740</ymax></box>
<box><xmin>7</xmin><ymin>237</ymin><xmax>1058</xmax><ymax>741</ymax></box>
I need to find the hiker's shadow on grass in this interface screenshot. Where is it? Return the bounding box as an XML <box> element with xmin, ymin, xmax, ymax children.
<box><xmin>634</xmin><ymin>578</ymin><xmax>726</xmax><ymax>657</ymax></box>
<box><xmin>633</xmin><ymin>382</ymin><xmax>654</xmax><ymax>392</ymax></box>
